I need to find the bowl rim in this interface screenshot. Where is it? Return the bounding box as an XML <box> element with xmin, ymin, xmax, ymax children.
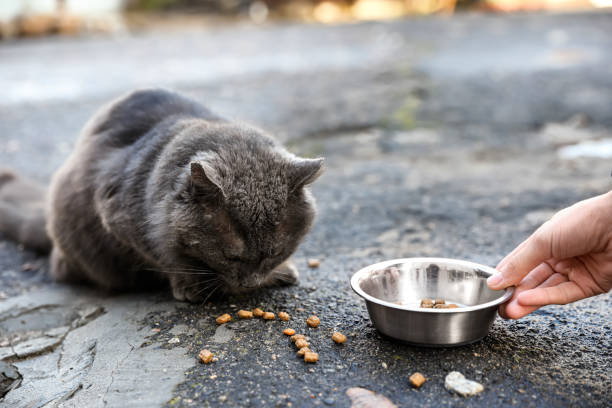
<box><xmin>350</xmin><ymin>257</ymin><xmax>514</xmax><ymax>313</ymax></box>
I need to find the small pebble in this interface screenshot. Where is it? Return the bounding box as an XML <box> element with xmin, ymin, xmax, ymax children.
<box><xmin>381</xmin><ymin>362</ymin><xmax>388</xmax><ymax>369</ymax></box>
<box><xmin>324</xmin><ymin>398</ymin><xmax>335</xmax><ymax>405</ymax></box>
<box><xmin>284</xmin><ymin>328</ymin><xmax>296</xmax><ymax>336</ymax></box>
<box><xmin>306</xmin><ymin>315</ymin><xmax>320</xmax><ymax>328</ymax></box>
<box><xmin>168</xmin><ymin>337</ymin><xmax>180</xmax><ymax>344</ymax></box>
<box><xmin>263</xmin><ymin>312</ymin><xmax>275</xmax><ymax>320</ymax></box>
<box><xmin>278</xmin><ymin>312</ymin><xmax>290</xmax><ymax>321</ymax></box>
<box><xmin>237</xmin><ymin>310</ymin><xmax>253</xmax><ymax>319</ymax></box>
<box><xmin>445</xmin><ymin>371</ymin><xmax>484</xmax><ymax>397</ymax></box>
<box><xmin>198</xmin><ymin>349</ymin><xmax>214</xmax><ymax>364</ymax></box>
<box><xmin>307</xmin><ymin>259</ymin><xmax>321</xmax><ymax>268</ymax></box>
<box><xmin>253</xmin><ymin>308</ymin><xmax>264</xmax><ymax>317</ymax></box>
<box><xmin>409</xmin><ymin>372</ymin><xmax>426</xmax><ymax>388</ymax></box>
<box><xmin>216</xmin><ymin>313</ymin><xmax>231</xmax><ymax>324</ymax></box>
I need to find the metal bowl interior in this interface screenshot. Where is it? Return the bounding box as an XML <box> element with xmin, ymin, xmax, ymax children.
<box><xmin>351</xmin><ymin>258</ymin><xmax>513</xmax><ymax>313</ymax></box>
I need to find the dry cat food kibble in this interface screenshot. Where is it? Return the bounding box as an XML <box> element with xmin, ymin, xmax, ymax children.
<box><xmin>420</xmin><ymin>298</ymin><xmax>434</xmax><ymax>308</ymax></box>
<box><xmin>198</xmin><ymin>349</ymin><xmax>214</xmax><ymax>364</ymax></box>
<box><xmin>263</xmin><ymin>312</ymin><xmax>275</xmax><ymax>320</ymax></box>
<box><xmin>297</xmin><ymin>347</ymin><xmax>311</xmax><ymax>356</ymax></box>
<box><xmin>447</xmin><ymin>304</ymin><xmax>459</xmax><ymax>308</ymax></box>
<box><xmin>278</xmin><ymin>312</ymin><xmax>290</xmax><ymax>321</ymax></box>
<box><xmin>307</xmin><ymin>258</ymin><xmax>321</xmax><ymax>268</ymax></box>
<box><xmin>295</xmin><ymin>339</ymin><xmax>310</xmax><ymax>349</ymax></box>
<box><xmin>409</xmin><ymin>372</ymin><xmax>426</xmax><ymax>388</ymax></box>
<box><xmin>237</xmin><ymin>310</ymin><xmax>253</xmax><ymax>319</ymax></box>
<box><xmin>283</xmin><ymin>328</ymin><xmax>296</xmax><ymax>336</ymax></box>
<box><xmin>421</xmin><ymin>299</ymin><xmax>462</xmax><ymax>309</ymax></box>
<box><xmin>304</xmin><ymin>351</ymin><xmax>319</xmax><ymax>363</ymax></box>
<box><xmin>332</xmin><ymin>332</ymin><xmax>347</xmax><ymax>344</ymax></box>
<box><xmin>290</xmin><ymin>334</ymin><xmax>306</xmax><ymax>342</ymax></box>
<box><xmin>306</xmin><ymin>315</ymin><xmax>320</xmax><ymax>328</ymax></box>
<box><xmin>216</xmin><ymin>313</ymin><xmax>231</xmax><ymax>324</ymax></box>
<box><xmin>253</xmin><ymin>308</ymin><xmax>264</xmax><ymax>317</ymax></box>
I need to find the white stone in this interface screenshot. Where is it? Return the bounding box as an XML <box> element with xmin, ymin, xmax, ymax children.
<box><xmin>444</xmin><ymin>371</ymin><xmax>484</xmax><ymax>397</ymax></box>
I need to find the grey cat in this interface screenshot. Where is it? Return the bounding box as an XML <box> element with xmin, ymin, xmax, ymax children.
<box><xmin>0</xmin><ymin>89</ymin><xmax>323</xmax><ymax>301</ymax></box>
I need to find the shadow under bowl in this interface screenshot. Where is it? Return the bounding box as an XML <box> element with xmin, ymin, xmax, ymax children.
<box><xmin>350</xmin><ymin>257</ymin><xmax>513</xmax><ymax>347</ymax></box>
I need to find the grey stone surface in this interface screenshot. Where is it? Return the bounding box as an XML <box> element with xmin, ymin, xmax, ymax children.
<box><xmin>0</xmin><ymin>287</ymin><xmax>193</xmax><ymax>408</ymax></box>
<box><xmin>1</xmin><ymin>10</ymin><xmax>612</xmax><ymax>408</ymax></box>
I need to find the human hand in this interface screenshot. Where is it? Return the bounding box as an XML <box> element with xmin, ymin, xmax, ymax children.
<box><xmin>488</xmin><ymin>191</ymin><xmax>612</xmax><ymax>319</ymax></box>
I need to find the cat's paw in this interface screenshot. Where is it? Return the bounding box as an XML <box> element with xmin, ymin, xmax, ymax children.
<box><xmin>264</xmin><ymin>261</ymin><xmax>299</xmax><ymax>287</ymax></box>
<box><xmin>170</xmin><ymin>276</ymin><xmax>215</xmax><ymax>303</ymax></box>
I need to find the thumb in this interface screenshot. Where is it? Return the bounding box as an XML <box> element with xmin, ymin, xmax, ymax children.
<box><xmin>488</xmin><ymin>226</ymin><xmax>552</xmax><ymax>290</ymax></box>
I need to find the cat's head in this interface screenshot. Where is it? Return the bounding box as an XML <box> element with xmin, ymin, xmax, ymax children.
<box><xmin>169</xmin><ymin>128</ymin><xmax>323</xmax><ymax>293</ymax></box>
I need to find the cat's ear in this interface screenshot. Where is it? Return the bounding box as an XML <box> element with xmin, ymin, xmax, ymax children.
<box><xmin>289</xmin><ymin>158</ymin><xmax>324</xmax><ymax>192</ymax></box>
<box><xmin>190</xmin><ymin>162</ymin><xmax>225</xmax><ymax>201</ymax></box>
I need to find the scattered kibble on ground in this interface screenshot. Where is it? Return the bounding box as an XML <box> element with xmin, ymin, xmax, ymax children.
<box><xmin>198</xmin><ymin>349</ymin><xmax>214</xmax><ymax>364</ymax></box>
<box><xmin>307</xmin><ymin>258</ymin><xmax>320</xmax><ymax>268</ymax></box>
<box><xmin>291</xmin><ymin>334</ymin><xmax>306</xmax><ymax>342</ymax></box>
<box><xmin>253</xmin><ymin>308</ymin><xmax>264</xmax><ymax>317</ymax></box>
<box><xmin>297</xmin><ymin>347</ymin><xmax>311</xmax><ymax>356</ymax></box>
<box><xmin>306</xmin><ymin>315</ymin><xmax>320</xmax><ymax>328</ymax></box>
<box><xmin>237</xmin><ymin>310</ymin><xmax>253</xmax><ymax>319</ymax></box>
<box><xmin>216</xmin><ymin>313</ymin><xmax>231</xmax><ymax>324</ymax></box>
<box><xmin>278</xmin><ymin>312</ymin><xmax>290</xmax><ymax>321</ymax></box>
<box><xmin>409</xmin><ymin>372</ymin><xmax>426</xmax><ymax>388</ymax></box>
<box><xmin>295</xmin><ymin>339</ymin><xmax>309</xmax><ymax>349</ymax></box>
<box><xmin>263</xmin><ymin>312</ymin><xmax>275</xmax><ymax>320</ymax></box>
<box><xmin>283</xmin><ymin>328</ymin><xmax>296</xmax><ymax>336</ymax></box>
<box><xmin>332</xmin><ymin>332</ymin><xmax>347</xmax><ymax>344</ymax></box>
<box><xmin>304</xmin><ymin>351</ymin><xmax>319</xmax><ymax>363</ymax></box>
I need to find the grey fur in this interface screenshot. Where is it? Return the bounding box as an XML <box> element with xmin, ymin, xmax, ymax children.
<box><xmin>0</xmin><ymin>89</ymin><xmax>323</xmax><ymax>301</ymax></box>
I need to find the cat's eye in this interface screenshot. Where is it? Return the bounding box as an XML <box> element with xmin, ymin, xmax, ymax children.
<box><xmin>223</xmin><ymin>251</ymin><xmax>244</xmax><ymax>262</ymax></box>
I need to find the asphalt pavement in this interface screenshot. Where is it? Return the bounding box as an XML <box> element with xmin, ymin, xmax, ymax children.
<box><xmin>1</xmin><ymin>10</ymin><xmax>611</xmax><ymax>408</ymax></box>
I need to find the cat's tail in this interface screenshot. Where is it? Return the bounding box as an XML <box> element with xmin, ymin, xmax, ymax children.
<box><xmin>0</xmin><ymin>169</ymin><xmax>52</xmax><ymax>253</ymax></box>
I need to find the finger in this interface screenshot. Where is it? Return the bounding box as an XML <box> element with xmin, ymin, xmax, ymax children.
<box><xmin>488</xmin><ymin>226</ymin><xmax>553</xmax><ymax>290</ymax></box>
<box><xmin>498</xmin><ymin>262</ymin><xmax>553</xmax><ymax>318</ymax></box>
<box><xmin>517</xmin><ymin>280</ymin><xmax>586</xmax><ymax>306</ymax></box>
<box><xmin>496</xmin><ymin>237</ymin><xmax>532</xmax><ymax>272</ymax></box>
<box><xmin>498</xmin><ymin>263</ymin><xmax>555</xmax><ymax>319</ymax></box>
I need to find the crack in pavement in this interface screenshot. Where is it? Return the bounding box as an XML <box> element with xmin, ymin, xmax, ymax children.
<box><xmin>102</xmin><ymin>341</ymin><xmax>136</xmax><ymax>406</ymax></box>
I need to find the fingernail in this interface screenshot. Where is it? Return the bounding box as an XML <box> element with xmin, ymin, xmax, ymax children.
<box><xmin>487</xmin><ymin>274</ymin><xmax>503</xmax><ymax>288</ymax></box>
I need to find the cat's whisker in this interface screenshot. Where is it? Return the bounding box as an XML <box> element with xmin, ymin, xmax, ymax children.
<box><xmin>199</xmin><ymin>282</ymin><xmax>222</xmax><ymax>304</ymax></box>
<box><xmin>182</xmin><ymin>278</ymin><xmax>218</xmax><ymax>290</ymax></box>
<box><xmin>143</xmin><ymin>267</ymin><xmax>216</xmax><ymax>276</ymax></box>
<box><xmin>191</xmin><ymin>281</ymin><xmax>216</xmax><ymax>298</ymax></box>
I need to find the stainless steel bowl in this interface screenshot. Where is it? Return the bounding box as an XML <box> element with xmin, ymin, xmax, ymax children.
<box><xmin>350</xmin><ymin>257</ymin><xmax>514</xmax><ymax>347</ymax></box>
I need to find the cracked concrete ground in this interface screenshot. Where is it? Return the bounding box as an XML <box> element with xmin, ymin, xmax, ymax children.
<box><xmin>1</xmin><ymin>11</ymin><xmax>612</xmax><ymax>408</ymax></box>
